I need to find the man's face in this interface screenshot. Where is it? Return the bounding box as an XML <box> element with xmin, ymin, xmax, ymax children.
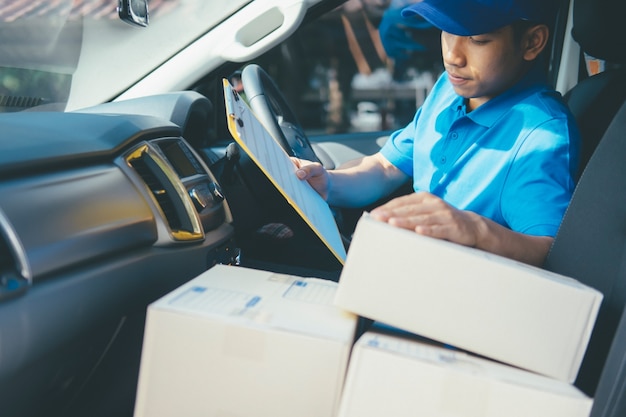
<box><xmin>441</xmin><ymin>25</ymin><xmax>528</xmax><ymax>110</ymax></box>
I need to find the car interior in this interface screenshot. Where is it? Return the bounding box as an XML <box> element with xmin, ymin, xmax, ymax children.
<box><xmin>0</xmin><ymin>0</ymin><xmax>625</xmax><ymax>416</ymax></box>
<box><xmin>560</xmin><ymin>0</ymin><xmax>626</xmax><ymax>179</ymax></box>
<box><xmin>543</xmin><ymin>0</ymin><xmax>626</xmax><ymax>403</ymax></box>
<box><xmin>559</xmin><ymin>100</ymin><xmax>626</xmax><ymax>417</ymax></box>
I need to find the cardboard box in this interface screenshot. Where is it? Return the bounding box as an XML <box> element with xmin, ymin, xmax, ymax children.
<box><xmin>337</xmin><ymin>331</ymin><xmax>593</xmax><ymax>417</ymax></box>
<box><xmin>335</xmin><ymin>214</ymin><xmax>603</xmax><ymax>382</ymax></box>
<box><xmin>134</xmin><ymin>264</ymin><xmax>357</xmax><ymax>417</ymax></box>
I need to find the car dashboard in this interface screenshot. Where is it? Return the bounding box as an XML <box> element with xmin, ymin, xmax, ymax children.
<box><xmin>0</xmin><ymin>91</ymin><xmax>239</xmax><ymax>416</ymax></box>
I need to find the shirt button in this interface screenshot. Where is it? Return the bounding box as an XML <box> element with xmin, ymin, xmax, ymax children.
<box><xmin>450</xmin><ymin>132</ymin><xmax>458</xmax><ymax>140</ymax></box>
<box><xmin>440</xmin><ymin>156</ymin><xmax>447</xmax><ymax>164</ymax></box>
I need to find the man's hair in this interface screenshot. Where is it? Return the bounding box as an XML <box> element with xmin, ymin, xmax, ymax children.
<box><xmin>511</xmin><ymin>19</ymin><xmax>536</xmax><ymax>44</ymax></box>
<box><xmin>509</xmin><ymin>19</ymin><xmax>552</xmax><ymax>71</ymax></box>
<box><xmin>510</xmin><ymin>20</ymin><xmax>544</xmax><ymax>45</ymax></box>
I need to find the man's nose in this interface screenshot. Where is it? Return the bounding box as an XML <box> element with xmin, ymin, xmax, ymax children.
<box><xmin>442</xmin><ymin>34</ymin><xmax>466</xmax><ymax>67</ymax></box>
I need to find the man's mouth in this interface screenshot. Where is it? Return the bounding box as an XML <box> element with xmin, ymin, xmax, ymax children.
<box><xmin>447</xmin><ymin>71</ymin><xmax>469</xmax><ymax>85</ymax></box>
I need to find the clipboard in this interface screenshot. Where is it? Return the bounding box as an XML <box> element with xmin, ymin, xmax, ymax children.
<box><xmin>223</xmin><ymin>79</ymin><xmax>347</xmax><ymax>264</ymax></box>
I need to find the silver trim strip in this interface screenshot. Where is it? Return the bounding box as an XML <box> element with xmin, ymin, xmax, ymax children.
<box><xmin>124</xmin><ymin>141</ymin><xmax>204</xmax><ymax>242</ymax></box>
<box><xmin>0</xmin><ymin>206</ymin><xmax>31</xmax><ymax>283</ymax></box>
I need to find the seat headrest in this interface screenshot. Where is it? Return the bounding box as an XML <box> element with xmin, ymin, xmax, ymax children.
<box><xmin>571</xmin><ymin>0</ymin><xmax>626</xmax><ymax>64</ymax></box>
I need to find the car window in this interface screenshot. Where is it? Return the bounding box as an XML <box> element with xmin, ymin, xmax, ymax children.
<box><xmin>0</xmin><ymin>0</ymin><xmax>252</xmax><ymax>112</ymax></box>
<box><xmin>248</xmin><ymin>0</ymin><xmax>444</xmax><ymax>135</ymax></box>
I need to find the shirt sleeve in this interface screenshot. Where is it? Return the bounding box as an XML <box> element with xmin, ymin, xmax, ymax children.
<box><xmin>380</xmin><ymin>72</ymin><xmax>452</xmax><ymax>178</ymax></box>
<box><xmin>379</xmin><ymin>107</ymin><xmax>422</xmax><ymax>177</ymax></box>
<box><xmin>500</xmin><ymin>117</ymin><xmax>580</xmax><ymax>236</ymax></box>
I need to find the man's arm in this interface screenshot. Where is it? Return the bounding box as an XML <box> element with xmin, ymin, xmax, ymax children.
<box><xmin>293</xmin><ymin>152</ymin><xmax>409</xmax><ymax>208</ymax></box>
<box><xmin>369</xmin><ymin>192</ymin><xmax>553</xmax><ymax>266</ymax></box>
<box><xmin>294</xmin><ymin>154</ymin><xmax>553</xmax><ymax>266</ymax></box>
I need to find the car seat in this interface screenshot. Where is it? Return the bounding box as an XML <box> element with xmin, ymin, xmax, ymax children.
<box><xmin>543</xmin><ymin>102</ymin><xmax>626</xmax><ymax>397</ymax></box>
<box><xmin>564</xmin><ymin>0</ymin><xmax>626</xmax><ymax>179</ymax></box>
<box><xmin>589</xmin><ymin>303</ymin><xmax>626</xmax><ymax>417</ymax></box>
<box><xmin>545</xmin><ymin>0</ymin><xmax>626</xmax><ymax>398</ymax></box>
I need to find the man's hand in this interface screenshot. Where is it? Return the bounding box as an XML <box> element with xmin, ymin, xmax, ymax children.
<box><xmin>369</xmin><ymin>191</ymin><xmax>554</xmax><ymax>266</ymax></box>
<box><xmin>370</xmin><ymin>192</ymin><xmax>483</xmax><ymax>247</ymax></box>
<box><xmin>293</xmin><ymin>153</ymin><xmax>409</xmax><ymax>208</ymax></box>
<box><xmin>292</xmin><ymin>157</ymin><xmax>330</xmax><ymax>200</ymax></box>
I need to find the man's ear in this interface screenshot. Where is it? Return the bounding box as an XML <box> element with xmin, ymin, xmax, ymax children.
<box><xmin>522</xmin><ymin>24</ymin><xmax>549</xmax><ymax>61</ymax></box>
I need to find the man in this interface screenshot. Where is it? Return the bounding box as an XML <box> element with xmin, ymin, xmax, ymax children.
<box><xmin>294</xmin><ymin>0</ymin><xmax>580</xmax><ymax>266</ymax></box>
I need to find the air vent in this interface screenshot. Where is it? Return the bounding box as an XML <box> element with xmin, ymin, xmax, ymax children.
<box><xmin>0</xmin><ymin>95</ymin><xmax>46</xmax><ymax>110</ymax></box>
<box><xmin>126</xmin><ymin>143</ymin><xmax>203</xmax><ymax>242</ymax></box>
<box><xmin>129</xmin><ymin>157</ymin><xmax>182</xmax><ymax>230</ymax></box>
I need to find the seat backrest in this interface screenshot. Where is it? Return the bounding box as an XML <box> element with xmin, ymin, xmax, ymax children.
<box><xmin>564</xmin><ymin>0</ymin><xmax>626</xmax><ymax>179</ymax></box>
<box><xmin>543</xmin><ymin>101</ymin><xmax>626</xmax><ymax>396</ymax></box>
<box><xmin>566</xmin><ymin>69</ymin><xmax>626</xmax><ymax>180</ymax></box>
<box><xmin>590</xmin><ymin>304</ymin><xmax>626</xmax><ymax>417</ymax></box>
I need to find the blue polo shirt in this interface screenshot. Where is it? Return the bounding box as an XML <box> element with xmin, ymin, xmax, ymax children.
<box><xmin>380</xmin><ymin>68</ymin><xmax>580</xmax><ymax>236</ymax></box>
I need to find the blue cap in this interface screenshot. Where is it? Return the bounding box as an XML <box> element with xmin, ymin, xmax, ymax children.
<box><xmin>401</xmin><ymin>0</ymin><xmax>556</xmax><ymax>36</ymax></box>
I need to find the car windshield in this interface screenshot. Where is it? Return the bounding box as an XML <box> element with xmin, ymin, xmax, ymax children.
<box><xmin>0</xmin><ymin>0</ymin><xmax>251</xmax><ymax>113</ymax></box>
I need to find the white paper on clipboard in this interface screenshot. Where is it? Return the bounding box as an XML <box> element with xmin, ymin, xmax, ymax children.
<box><xmin>222</xmin><ymin>79</ymin><xmax>347</xmax><ymax>264</ymax></box>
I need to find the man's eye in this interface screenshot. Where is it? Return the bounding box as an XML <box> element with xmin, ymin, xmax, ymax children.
<box><xmin>469</xmin><ymin>37</ymin><xmax>489</xmax><ymax>45</ymax></box>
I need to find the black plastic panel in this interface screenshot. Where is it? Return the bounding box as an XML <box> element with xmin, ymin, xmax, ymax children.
<box><xmin>0</xmin><ymin>111</ymin><xmax>180</xmax><ymax>177</ymax></box>
<box><xmin>0</xmin><ymin>165</ymin><xmax>157</xmax><ymax>279</ymax></box>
